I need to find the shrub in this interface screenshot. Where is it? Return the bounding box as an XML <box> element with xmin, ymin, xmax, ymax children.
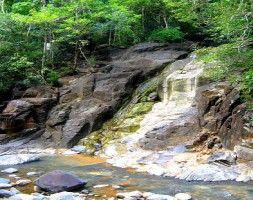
<box><xmin>148</xmin><ymin>27</ymin><xmax>184</xmax><ymax>43</ymax></box>
<box><xmin>240</xmin><ymin>69</ymin><xmax>253</xmax><ymax>100</ymax></box>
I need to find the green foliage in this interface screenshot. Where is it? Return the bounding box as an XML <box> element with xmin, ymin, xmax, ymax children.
<box><xmin>86</xmin><ymin>56</ymin><xmax>96</xmax><ymax>67</ymax></box>
<box><xmin>12</xmin><ymin>2</ymin><xmax>33</xmax><ymax>15</ymax></box>
<box><xmin>148</xmin><ymin>28</ymin><xmax>184</xmax><ymax>43</ymax></box>
<box><xmin>240</xmin><ymin>69</ymin><xmax>253</xmax><ymax>100</ymax></box>
<box><xmin>0</xmin><ymin>0</ymin><xmax>253</xmax><ymax>105</ymax></box>
<box><xmin>197</xmin><ymin>44</ymin><xmax>253</xmax><ymax>101</ymax></box>
<box><xmin>45</xmin><ymin>69</ymin><xmax>60</xmax><ymax>86</ymax></box>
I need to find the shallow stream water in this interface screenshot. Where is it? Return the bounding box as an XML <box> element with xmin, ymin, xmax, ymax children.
<box><xmin>1</xmin><ymin>154</ymin><xmax>253</xmax><ymax>200</ymax></box>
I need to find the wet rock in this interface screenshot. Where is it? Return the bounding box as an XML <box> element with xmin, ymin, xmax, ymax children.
<box><xmin>33</xmin><ymin>170</ymin><xmax>87</xmax><ymax>192</ymax></box>
<box><xmin>33</xmin><ymin>186</ymin><xmax>41</xmax><ymax>192</ymax></box>
<box><xmin>27</xmin><ymin>172</ymin><xmax>40</xmax><ymax>177</ymax></box>
<box><xmin>16</xmin><ymin>179</ymin><xmax>31</xmax><ymax>186</ymax></box>
<box><xmin>0</xmin><ymin>189</ymin><xmax>14</xmax><ymax>197</ymax></box>
<box><xmin>234</xmin><ymin>145</ymin><xmax>253</xmax><ymax>161</ymax></box>
<box><xmin>116</xmin><ymin>191</ymin><xmax>143</xmax><ymax>199</ymax></box>
<box><xmin>81</xmin><ymin>189</ymin><xmax>90</xmax><ymax>194</ymax></box>
<box><xmin>175</xmin><ymin>193</ymin><xmax>192</xmax><ymax>200</ymax></box>
<box><xmin>236</xmin><ymin>175</ymin><xmax>251</xmax><ymax>182</ymax></box>
<box><xmin>0</xmin><ymin>154</ymin><xmax>40</xmax><ymax>165</ymax></box>
<box><xmin>1</xmin><ymin>168</ymin><xmax>18</xmax><ymax>174</ymax></box>
<box><xmin>93</xmin><ymin>184</ymin><xmax>109</xmax><ymax>188</ymax></box>
<box><xmin>146</xmin><ymin>193</ymin><xmax>176</xmax><ymax>200</ymax></box>
<box><xmin>71</xmin><ymin>145</ymin><xmax>86</xmax><ymax>153</ymax></box>
<box><xmin>207</xmin><ymin>151</ymin><xmax>237</xmax><ymax>165</ymax></box>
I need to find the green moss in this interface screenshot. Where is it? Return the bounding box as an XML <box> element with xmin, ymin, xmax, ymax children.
<box><xmin>125</xmin><ymin>102</ymin><xmax>153</xmax><ymax>118</ymax></box>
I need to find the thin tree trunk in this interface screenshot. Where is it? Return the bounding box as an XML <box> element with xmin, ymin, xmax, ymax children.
<box><xmin>42</xmin><ymin>34</ymin><xmax>47</xmax><ymax>75</ymax></box>
<box><xmin>163</xmin><ymin>16</ymin><xmax>169</xmax><ymax>29</ymax></box>
<box><xmin>142</xmin><ymin>6</ymin><xmax>145</xmax><ymax>30</ymax></box>
<box><xmin>113</xmin><ymin>31</ymin><xmax>116</xmax><ymax>45</ymax></box>
<box><xmin>1</xmin><ymin>0</ymin><xmax>5</xmax><ymax>13</ymax></box>
<box><xmin>109</xmin><ymin>29</ymin><xmax>112</xmax><ymax>46</ymax></box>
<box><xmin>73</xmin><ymin>41</ymin><xmax>78</xmax><ymax>69</ymax></box>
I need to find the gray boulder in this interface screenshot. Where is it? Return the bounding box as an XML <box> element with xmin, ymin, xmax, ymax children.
<box><xmin>207</xmin><ymin>151</ymin><xmax>237</xmax><ymax>165</ymax></box>
<box><xmin>0</xmin><ymin>154</ymin><xmax>40</xmax><ymax>165</ymax></box>
<box><xmin>234</xmin><ymin>145</ymin><xmax>253</xmax><ymax>161</ymax></box>
<box><xmin>33</xmin><ymin>170</ymin><xmax>87</xmax><ymax>192</ymax></box>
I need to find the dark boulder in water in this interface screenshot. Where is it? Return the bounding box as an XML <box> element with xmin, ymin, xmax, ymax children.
<box><xmin>33</xmin><ymin>170</ymin><xmax>87</xmax><ymax>192</ymax></box>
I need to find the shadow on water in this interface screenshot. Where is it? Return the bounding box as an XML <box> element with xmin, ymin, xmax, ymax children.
<box><xmin>0</xmin><ymin>154</ymin><xmax>253</xmax><ymax>200</ymax></box>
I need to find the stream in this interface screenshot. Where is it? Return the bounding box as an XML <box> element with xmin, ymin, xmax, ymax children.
<box><xmin>0</xmin><ymin>154</ymin><xmax>253</xmax><ymax>200</ymax></box>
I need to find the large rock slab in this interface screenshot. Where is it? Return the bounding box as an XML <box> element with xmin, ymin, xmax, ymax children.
<box><xmin>42</xmin><ymin>42</ymin><xmax>188</xmax><ymax>148</ymax></box>
<box><xmin>33</xmin><ymin>170</ymin><xmax>87</xmax><ymax>192</ymax></box>
<box><xmin>207</xmin><ymin>151</ymin><xmax>237</xmax><ymax>165</ymax></box>
<box><xmin>0</xmin><ymin>154</ymin><xmax>40</xmax><ymax>165</ymax></box>
<box><xmin>234</xmin><ymin>145</ymin><xmax>253</xmax><ymax>161</ymax></box>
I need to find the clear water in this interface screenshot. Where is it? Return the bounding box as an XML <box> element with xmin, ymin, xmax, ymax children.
<box><xmin>1</xmin><ymin>154</ymin><xmax>253</xmax><ymax>200</ymax></box>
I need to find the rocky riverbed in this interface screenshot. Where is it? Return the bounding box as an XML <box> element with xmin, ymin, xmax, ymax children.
<box><xmin>0</xmin><ymin>151</ymin><xmax>253</xmax><ymax>200</ymax></box>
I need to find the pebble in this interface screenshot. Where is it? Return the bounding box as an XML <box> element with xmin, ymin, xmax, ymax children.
<box><xmin>9</xmin><ymin>174</ymin><xmax>17</xmax><ymax>178</ymax></box>
<box><xmin>93</xmin><ymin>184</ymin><xmax>110</xmax><ymax>188</ymax></box>
<box><xmin>33</xmin><ymin>186</ymin><xmax>41</xmax><ymax>192</ymax></box>
<box><xmin>27</xmin><ymin>172</ymin><xmax>40</xmax><ymax>176</ymax></box>
<box><xmin>175</xmin><ymin>193</ymin><xmax>192</xmax><ymax>200</ymax></box>
<box><xmin>81</xmin><ymin>189</ymin><xmax>90</xmax><ymax>194</ymax></box>
<box><xmin>1</xmin><ymin>168</ymin><xmax>18</xmax><ymax>174</ymax></box>
<box><xmin>112</xmin><ymin>185</ymin><xmax>120</xmax><ymax>189</ymax></box>
<box><xmin>16</xmin><ymin>180</ymin><xmax>32</xmax><ymax>186</ymax></box>
<box><xmin>116</xmin><ymin>191</ymin><xmax>143</xmax><ymax>198</ymax></box>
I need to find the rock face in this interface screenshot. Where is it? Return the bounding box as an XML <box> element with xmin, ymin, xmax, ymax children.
<box><xmin>33</xmin><ymin>170</ymin><xmax>87</xmax><ymax>192</ymax></box>
<box><xmin>41</xmin><ymin>42</ymin><xmax>188</xmax><ymax>148</ymax></box>
<box><xmin>85</xmin><ymin>55</ymin><xmax>253</xmax><ymax>181</ymax></box>
<box><xmin>196</xmin><ymin>83</ymin><xmax>243</xmax><ymax>149</ymax></box>
<box><xmin>0</xmin><ymin>86</ymin><xmax>57</xmax><ymax>151</ymax></box>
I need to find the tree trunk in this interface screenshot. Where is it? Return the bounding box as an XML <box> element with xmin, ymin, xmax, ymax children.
<box><xmin>1</xmin><ymin>0</ymin><xmax>5</xmax><ymax>13</ymax></box>
<box><xmin>142</xmin><ymin>6</ymin><xmax>145</xmax><ymax>30</ymax></box>
<box><xmin>73</xmin><ymin>41</ymin><xmax>78</xmax><ymax>70</ymax></box>
<box><xmin>109</xmin><ymin>29</ymin><xmax>112</xmax><ymax>46</ymax></box>
<box><xmin>163</xmin><ymin>16</ymin><xmax>169</xmax><ymax>29</ymax></box>
<box><xmin>42</xmin><ymin>34</ymin><xmax>47</xmax><ymax>75</ymax></box>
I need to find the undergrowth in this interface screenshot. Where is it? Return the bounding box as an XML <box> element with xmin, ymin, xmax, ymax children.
<box><xmin>196</xmin><ymin>43</ymin><xmax>253</xmax><ymax>101</ymax></box>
